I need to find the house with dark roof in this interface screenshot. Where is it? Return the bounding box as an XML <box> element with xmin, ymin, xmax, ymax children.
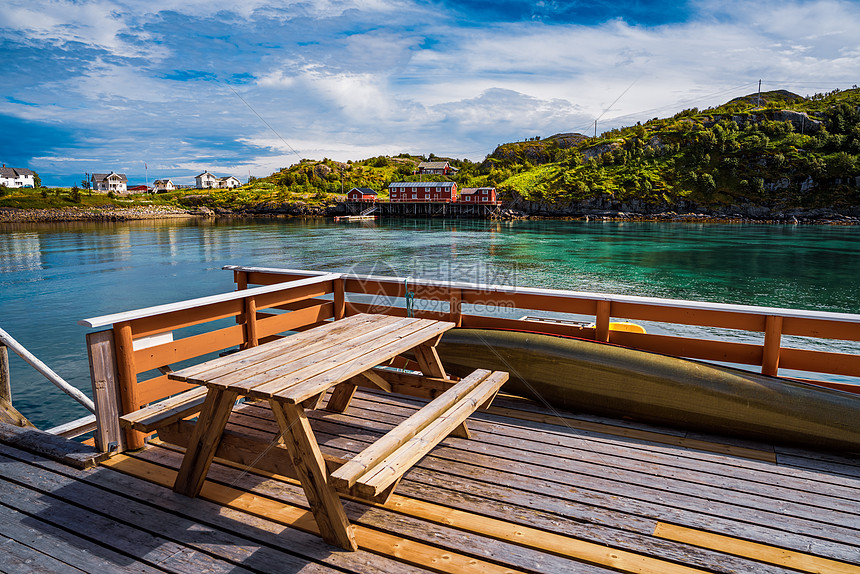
<box><xmin>416</xmin><ymin>161</ymin><xmax>458</xmax><ymax>175</ymax></box>
<box><xmin>459</xmin><ymin>187</ymin><xmax>499</xmax><ymax>204</ymax></box>
<box><xmin>91</xmin><ymin>172</ymin><xmax>128</xmax><ymax>193</ymax></box>
<box><xmin>388</xmin><ymin>181</ymin><xmax>458</xmax><ymax>202</ymax></box>
<box><xmin>346</xmin><ymin>187</ymin><xmax>378</xmax><ymax>202</ymax></box>
<box><xmin>0</xmin><ymin>165</ymin><xmax>36</xmax><ymax>188</ymax></box>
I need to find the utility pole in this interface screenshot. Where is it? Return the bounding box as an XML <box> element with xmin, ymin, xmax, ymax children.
<box><xmin>757</xmin><ymin>79</ymin><xmax>762</xmax><ymax>107</ymax></box>
<box><xmin>594</xmin><ymin>120</ymin><xmax>598</xmax><ymax>139</ymax></box>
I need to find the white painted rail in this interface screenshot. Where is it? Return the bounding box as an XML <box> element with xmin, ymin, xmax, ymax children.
<box><xmin>0</xmin><ymin>327</ymin><xmax>96</xmax><ymax>414</ymax></box>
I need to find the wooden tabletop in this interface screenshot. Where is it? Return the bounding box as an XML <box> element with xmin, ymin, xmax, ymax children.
<box><xmin>169</xmin><ymin>313</ymin><xmax>455</xmax><ymax>404</ymax></box>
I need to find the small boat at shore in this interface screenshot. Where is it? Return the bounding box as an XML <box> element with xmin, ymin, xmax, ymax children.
<box><xmin>436</xmin><ymin>328</ymin><xmax>860</xmax><ymax>452</ymax></box>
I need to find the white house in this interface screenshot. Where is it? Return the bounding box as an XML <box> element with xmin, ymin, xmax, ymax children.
<box><xmin>91</xmin><ymin>172</ymin><xmax>128</xmax><ymax>193</ymax></box>
<box><xmin>0</xmin><ymin>165</ymin><xmax>35</xmax><ymax>188</ymax></box>
<box><xmin>195</xmin><ymin>171</ymin><xmax>241</xmax><ymax>189</ymax></box>
<box><xmin>152</xmin><ymin>179</ymin><xmax>175</xmax><ymax>193</ymax></box>
<box><xmin>218</xmin><ymin>176</ymin><xmax>241</xmax><ymax>189</ymax></box>
<box><xmin>195</xmin><ymin>171</ymin><xmax>219</xmax><ymax>189</ymax></box>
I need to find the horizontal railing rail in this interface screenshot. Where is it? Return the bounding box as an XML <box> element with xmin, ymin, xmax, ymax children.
<box><xmin>224</xmin><ymin>265</ymin><xmax>860</xmax><ymax>389</ymax></box>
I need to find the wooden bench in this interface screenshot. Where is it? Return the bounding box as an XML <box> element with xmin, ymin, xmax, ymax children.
<box><xmin>329</xmin><ymin>369</ymin><xmax>507</xmax><ymax>499</ymax></box>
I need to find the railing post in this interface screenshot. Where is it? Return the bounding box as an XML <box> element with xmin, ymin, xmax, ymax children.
<box><xmin>114</xmin><ymin>321</ymin><xmax>145</xmax><ymax>449</ymax></box>
<box><xmin>595</xmin><ymin>300</ymin><xmax>611</xmax><ymax>342</ymax></box>
<box><xmin>0</xmin><ymin>344</ymin><xmax>10</xmax><ymax>405</ymax></box>
<box><xmin>449</xmin><ymin>288</ymin><xmax>462</xmax><ymax>327</ymax></box>
<box><xmin>87</xmin><ymin>330</ymin><xmax>125</xmax><ymax>453</ymax></box>
<box><xmin>334</xmin><ymin>278</ymin><xmax>345</xmax><ymax>320</ymax></box>
<box><xmin>762</xmin><ymin>315</ymin><xmax>783</xmax><ymax>376</ymax></box>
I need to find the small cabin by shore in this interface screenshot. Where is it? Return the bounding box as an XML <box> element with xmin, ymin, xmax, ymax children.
<box><xmin>388</xmin><ymin>181</ymin><xmax>457</xmax><ymax>202</ymax></box>
<box><xmin>460</xmin><ymin>187</ymin><xmax>499</xmax><ymax>204</ymax></box>
<box><xmin>346</xmin><ymin>187</ymin><xmax>378</xmax><ymax>202</ymax></box>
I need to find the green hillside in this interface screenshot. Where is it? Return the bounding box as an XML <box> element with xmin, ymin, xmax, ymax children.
<box><xmin>482</xmin><ymin>88</ymin><xmax>860</xmax><ymax>211</ymax></box>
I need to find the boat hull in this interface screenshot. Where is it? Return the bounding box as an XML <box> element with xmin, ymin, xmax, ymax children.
<box><xmin>436</xmin><ymin>329</ymin><xmax>860</xmax><ymax>452</ymax></box>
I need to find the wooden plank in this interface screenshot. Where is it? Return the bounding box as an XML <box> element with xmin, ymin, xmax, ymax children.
<box><xmin>79</xmin><ymin>273</ymin><xmax>340</xmax><ymax>328</ymax></box>
<box><xmin>232</xmin><ymin>265</ymin><xmax>860</xmax><ymax>327</ymax></box>
<box><xmin>103</xmin><ymin>453</ymin><xmax>537</xmax><ymax>574</ymax></box>
<box><xmin>255</xmin><ymin>301</ymin><xmax>334</xmax><ymax>339</ymax></box>
<box><xmin>216</xmin><ymin>316</ymin><xmax>418</xmax><ymax>394</ymax></box>
<box><xmin>136</xmin><ymin>374</ymin><xmax>196</xmax><ymax>406</ymax></box>
<box><xmin>172</xmin><ymin>313</ymin><xmax>389</xmax><ymax>383</ymax></box>
<box><xmin>275</xmin><ymin>320</ymin><xmax>455</xmax><ymax>404</ymax></box>
<box><xmin>0</xmin><ymin>534</ymin><xmax>89</xmax><ymax>574</ymax></box>
<box><xmin>0</xmin><ymin>487</ymin><xmax>163</xmax><ymax>573</ymax></box>
<box><xmin>0</xmin><ymin>450</ymin><xmax>323</xmax><ymax>574</ymax></box>
<box><xmin>269</xmin><ymin>400</ymin><xmax>358</xmax><ymax>551</ymax></box>
<box><xmin>608</xmin><ymin>331</ymin><xmax>764</xmax><ymax>365</ymax></box>
<box><xmin>0</xmin><ymin>473</ymin><xmax>249</xmax><ymax>574</ymax></box>
<box><xmin>142</xmin><ymin>440</ymin><xmax>718</xmax><ymax>574</ymax></box>
<box><xmin>14</xmin><ymin>445</ymin><xmax>415</xmax><ymax>574</ymax></box>
<box><xmin>779</xmin><ymin>347</ymin><xmax>860</xmax><ymax>377</ymax></box>
<box><xmin>45</xmin><ymin>414</ymin><xmax>97</xmax><ymax>439</ymax></box>
<box><xmin>120</xmin><ymin>386</ymin><xmax>209</xmax><ymax>432</ymax></box>
<box><xmin>86</xmin><ymin>330</ymin><xmax>125</xmax><ymax>453</ymax></box>
<box><xmin>134</xmin><ymin>323</ymin><xmax>244</xmax><ymax>374</ymax></box>
<box><xmin>330</xmin><ymin>369</ymin><xmax>492</xmax><ymax>490</ymax></box>
<box><xmin>173</xmin><ymin>388</ymin><xmax>238</xmax><ymax>497</ymax></box>
<box><xmin>0</xmin><ymin>422</ymin><xmax>103</xmax><ymax>469</ymax></box>
<box><xmin>653</xmin><ymin>522</ymin><xmax>860</xmax><ymax>574</ymax></box>
<box><xmin>356</xmin><ymin>371</ymin><xmax>508</xmax><ymax>497</ymax></box>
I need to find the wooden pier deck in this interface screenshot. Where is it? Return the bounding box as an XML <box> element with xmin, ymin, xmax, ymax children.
<box><xmin>1</xmin><ymin>387</ymin><xmax>858</xmax><ymax>574</ymax></box>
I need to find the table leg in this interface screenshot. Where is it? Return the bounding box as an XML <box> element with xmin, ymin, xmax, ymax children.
<box><xmin>414</xmin><ymin>342</ymin><xmax>447</xmax><ymax>379</ymax></box>
<box><xmin>174</xmin><ymin>387</ymin><xmax>239</xmax><ymax>497</ymax></box>
<box><xmin>270</xmin><ymin>399</ymin><xmax>358</xmax><ymax>551</ymax></box>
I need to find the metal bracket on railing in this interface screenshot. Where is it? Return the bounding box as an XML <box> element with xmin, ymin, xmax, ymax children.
<box><xmin>404</xmin><ymin>278</ymin><xmax>415</xmax><ymax>318</ymax></box>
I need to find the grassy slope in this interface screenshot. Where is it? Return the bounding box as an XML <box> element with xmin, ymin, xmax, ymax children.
<box><xmin>485</xmin><ymin>88</ymin><xmax>860</xmax><ymax>209</ymax></box>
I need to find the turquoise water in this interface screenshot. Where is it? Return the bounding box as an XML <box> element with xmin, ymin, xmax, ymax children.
<box><xmin>1</xmin><ymin>217</ymin><xmax>858</xmax><ymax>429</ymax></box>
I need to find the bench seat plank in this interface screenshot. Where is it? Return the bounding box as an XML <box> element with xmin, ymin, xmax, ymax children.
<box><xmin>119</xmin><ymin>386</ymin><xmax>209</xmax><ymax>433</ymax></box>
<box><xmin>354</xmin><ymin>370</ymin><xmax>508</xmax><ymax>498</ymax></box>
<box><xmin>329</xmin><ymin>369</ymin><xmax>492</xmax><ymax>490</ymax></box>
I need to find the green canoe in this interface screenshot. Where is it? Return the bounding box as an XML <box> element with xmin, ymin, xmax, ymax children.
<box><xmin>436</xmin><ymin>328</ymin><xmax>860</xmax><ymax>452</ymax></box>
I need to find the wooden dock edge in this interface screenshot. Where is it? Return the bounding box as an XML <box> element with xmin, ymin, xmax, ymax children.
<box><xmin>0</xmin><ymin>421</ymin><xmax>107</xmax><ymax>469</ymax></box>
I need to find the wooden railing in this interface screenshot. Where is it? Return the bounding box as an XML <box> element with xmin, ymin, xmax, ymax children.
<box><xmin>79</xmin><ymin>273</ymin><xmax>342</xmax><ymax>451</ymax></box>
<box><xmin>225</xmin><ymin>266</ymin><xmax>860</xmax><ymax>392</ymax></box>
<box><xmin>80</xmin><ymin>265</ymin><xmax>860</xmax><ymax>454</ymax></box>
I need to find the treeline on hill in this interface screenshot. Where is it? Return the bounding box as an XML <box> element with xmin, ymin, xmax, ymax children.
<box><xmin>247</xmin><ymin>88</ymin><xmax>860</xmax><ymax>210</ymax></box>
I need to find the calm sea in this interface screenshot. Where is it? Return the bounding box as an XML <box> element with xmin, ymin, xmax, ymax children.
<box><xmin>1</xmin><ymin>217</ymin><xmax>858</xmax><ymax>429</ymax></box>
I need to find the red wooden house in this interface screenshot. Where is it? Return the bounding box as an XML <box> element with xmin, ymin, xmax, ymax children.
<box><xmin>346</xmin><ymin>187</ymin><xmax>378</xmax><ymax>202</ymax></box>
<box><xmin>459</xmin><ymin>187</ymin><xmax>499</xmax><ymax>204</ymax></box>
<box><xmin>388</xmin><ymin>182</ymin><xmax>458</xmax><ymax>202</ymax></box>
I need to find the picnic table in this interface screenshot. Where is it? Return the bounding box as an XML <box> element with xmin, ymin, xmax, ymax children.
<box><xmin>123</xmin><ymin>313</ymin><xmax>508</xmax><ymax>550</ymax></box>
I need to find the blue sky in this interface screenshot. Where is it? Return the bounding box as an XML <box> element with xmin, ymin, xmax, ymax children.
<box><xmin>2</xmin><ymin>0</ymin><xmax>859</xmax><ymax>186</ymax></box>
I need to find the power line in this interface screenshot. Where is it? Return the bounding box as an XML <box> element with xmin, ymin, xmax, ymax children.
<box><xmin>225</xmin><ymin>83</ymin><xmax>303</xmax><ymax>161</ymax></box>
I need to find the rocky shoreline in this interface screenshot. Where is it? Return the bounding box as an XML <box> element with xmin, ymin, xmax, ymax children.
<box><xmin>1</xmin><ymin>202</ymin><xmax>858</xmax><ymax>225</ymax></box>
